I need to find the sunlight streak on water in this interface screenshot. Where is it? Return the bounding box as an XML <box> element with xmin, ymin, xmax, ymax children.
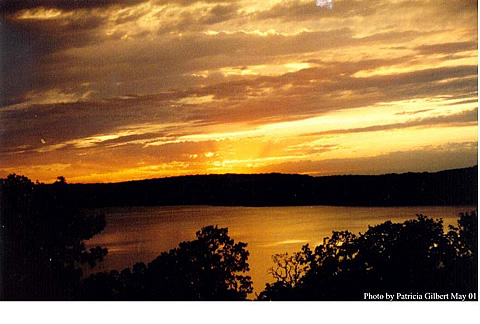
<box><xmin>85</xmin><ymin>205</ymin><xmax>475</xmax><ymax>297</ymax></box>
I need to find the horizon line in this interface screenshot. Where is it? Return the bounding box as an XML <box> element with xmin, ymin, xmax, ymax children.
<box><xmin>10</xmin><ymin>165</ymin><xmax>477</xmax><ymax>186</ymax></box>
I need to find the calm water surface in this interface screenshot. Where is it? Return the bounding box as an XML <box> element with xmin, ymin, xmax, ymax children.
<box><xmin>85</xmin><ymin>205</ymin><xmax>475</xmax><ymax>296</ymax></box>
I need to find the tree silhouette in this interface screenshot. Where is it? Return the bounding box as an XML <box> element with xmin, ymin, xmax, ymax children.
<box><xmin>445</xmin><ymin>211</ymin><xmax>478</xmax><ymax>291</ymax></box>
<box><xmin>82</xmin><ymin>225</ymin><xmax>253</xmax><ymax>300</ymax></box>
<box><xmin>55</xmin><ymin>176</ymin><xmax>66</xmax><ymax>185</ymax></box>
<box><xmin>268</xmin><ymin>251</ymin><xmax>309</xmax><ymax>288</ymax></box>
<box><xmin>258</xmin><ymin>212</ymin><xmax>478</xmax><ymax>301</ymax></box>
<box><xmin>0</xmin><ymin>174</ymin><xmax>107</xmax><ymax>300</ymax></box>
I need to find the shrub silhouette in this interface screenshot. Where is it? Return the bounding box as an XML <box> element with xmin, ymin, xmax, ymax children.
<box><xmin>0</xmin><ymin>174</ymin><xmax>107</xmax><ymax>300</ymax></box>
<box><xmin>258</xmin><ymin>212</ymin><xmax>478</xmax><ymax>301</ymax></box>
<box><xmin>81</xmin><ymin>225</ymin><xmax>253</xmax><ymax>300</ymax></box>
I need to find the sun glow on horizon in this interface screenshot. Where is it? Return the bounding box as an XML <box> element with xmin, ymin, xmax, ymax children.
<box><xmin>0</xmin><ymin>0</ymin><xmax>477</xmax><ymax>184</ymax></box>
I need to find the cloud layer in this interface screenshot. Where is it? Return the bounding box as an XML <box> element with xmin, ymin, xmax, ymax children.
<box><xmin>1</xmin><ymin>0</ymin><xmax>477</xmax><ymax>183</ymax></box>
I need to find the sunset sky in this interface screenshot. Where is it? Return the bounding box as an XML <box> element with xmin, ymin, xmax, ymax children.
<box><xmin>0</xmin><ymin>0</ymin><xmax>477</xmax><ymax>183</ymax></box>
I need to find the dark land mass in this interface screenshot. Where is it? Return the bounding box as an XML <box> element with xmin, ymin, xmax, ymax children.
<box><xmin>1</xmin><ymin>168</ymin><xmax>477</xmax><ymax>300</ymax></box>
<box><xmin>39</xmin><ymin>166</ymin><xmax>477</xmax><ymax>207</ymax></box>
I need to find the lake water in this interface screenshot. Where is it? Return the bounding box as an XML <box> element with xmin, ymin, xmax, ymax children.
<box><xmin>85</xmin><ymin>205</ymin><xmax>475</xmax><ymax>297</ymax></box>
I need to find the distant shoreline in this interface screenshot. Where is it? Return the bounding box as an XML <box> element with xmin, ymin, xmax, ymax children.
<box><xmin>35</xmin><ymin>166</ymin><xmax>477</xmax><ymax>208</ymax></box>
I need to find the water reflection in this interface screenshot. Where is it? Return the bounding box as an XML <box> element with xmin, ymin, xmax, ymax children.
<box><xmin>85</xmin><ymin>205</ymin><xmax>474</xmax><ymax>296</ymax></box>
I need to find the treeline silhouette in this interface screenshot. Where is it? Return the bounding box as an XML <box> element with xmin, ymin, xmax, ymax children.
<box><xmin>1</xmin><ymin>173</ymin><xmax>478</xmax><ymax>300</ymax></box>
<box><xmin>0</xmin><ymin>174</ymin><xmax>252</xmax><ymax>300</ymax></box>
<box><xmin>258</xmin><ymin>211</ymin><xmax>478</xmax><ymax>301</ymax></box>
<box><xmin>81</xmin><ymin>225</ymin><xmax>252</xmax><ymax>301</ymax></box>
<box><xmin>0</xmin><ymin>174</ymin><xmax>107</xmax><ymax>300</ymax></box>
<box><xmin>36</xmin><ymin>166</ymin><xmax>477</xmax><ymax>207</ymax></box>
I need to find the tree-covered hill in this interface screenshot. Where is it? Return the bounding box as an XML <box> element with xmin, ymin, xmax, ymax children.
<box><xmin>36</xmin><ymin>166</ymin><xmax>477</xmax><ymax>207</ymax></box>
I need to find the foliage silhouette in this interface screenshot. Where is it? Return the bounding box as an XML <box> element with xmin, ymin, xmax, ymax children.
<box><xmin>81</xmin><ymin>225</ymin><xmax>253</xmax><ymax>300</ymax></box>
<box><xmin>258</xmin><ymin>212</ymin><xmax>478</xmax><ymax>301</ymax></box>
<box><xmin>0</xmin><ymin>174</ymin><xmax>107</xmax><ymax>300</ymax></box>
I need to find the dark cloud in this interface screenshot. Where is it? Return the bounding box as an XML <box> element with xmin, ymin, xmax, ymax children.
<box><xmin>252</xmin><ymin>0</ymin><xmax>477</xmax><ymax>33</ymax></box>
<box><xmin>196</xmin><ymin>3</ymin><xmax>239</xmax><ymax>25</ymax></box>
<box><xmin>156</xmin><ymin>3</ymin><xmax>240</xmax><ymax>34</ymax></box>
<box><xmin>434</xmin><ymin>0</ymin><xmax>478</xmax><ymax>13</ymax></box>
<box><xmin>303</xmin><ymin>109</ymin><xmax>478</xmax><ymax>137</ymax></box>
<box><xmin>6</xmin><ymin>26</ymin><xmax>439</xmax><ymax>103</ymax></box>
<box><xmin>415</xmin><ymin>41</ymin><xmax>478</xmax><ymax>55</ymax></box>
<box><xmin>1</xmin><ymin>11</ymin><xmax>110</xmax><ymax>104</ymax></box>
<box><xmin>1</xmin><ymin>60</ymin><xmax>476</xmax><ymax>159</ymax></box>
<box><xmin>186</xmin><ymin>64</ymin><xmax>477</xmax><ymax>124</ymax></box>
<box><xmin>1</xmin><ymin>27</ymin><xmax>355</xmax><ymax>102</ymax></box>
<box><xmin>0</xmin><ymin>0</ymin><xmax>245</xmax><ymax>17</ymax></box>
<box><xmin>395</xmin><ymin>109</ymin><xmax>433</xmax><ymax>116</ymax></box>
<box><xmin>0</xmin><ymin>0</ymin><xmax>146</xmax><ymax>15</ymax></box>
<box><xmin>444</xmin><ymin>98</ymin><xmax>479</xmax><ymax>106</ymax></box>
<box><xmin>154</xmin><ymin>0</ymin><xmax>240</xmax><ymax>6</ymax></box>
<box><xmin>0</xmin><ymin>97</ymin><xmax>176</xmax><ymax>154</ymax></box>
<box><xmin>0</xmin><ymin>12</ymin><xmax>450</xmax><ymax>104</ymax></box>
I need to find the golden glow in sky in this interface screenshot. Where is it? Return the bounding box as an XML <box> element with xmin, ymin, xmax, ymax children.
<box><xmin>0</xmin><ymin>0</ymin><xmax>477</xmax><ymax>183</ymax></box>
